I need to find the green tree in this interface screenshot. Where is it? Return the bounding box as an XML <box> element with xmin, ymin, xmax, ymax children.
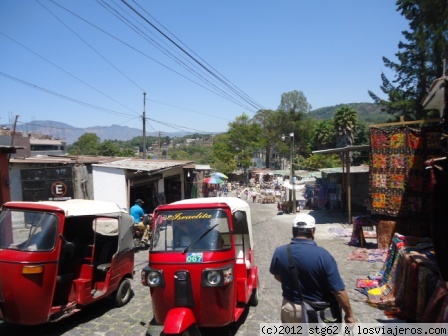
<box><xmin>69</xmin><ymin>133</ymin><xmax>100</xmax><ymax>155</ymax></box>
<box><xmin>313</xmin><ymin>119</ymin><xmax>335</xmax><ymax>150</ymax></box>
<box><xmin>252</xmin><ymin>109</ymin><xmax>284</xmax><ymax>168</ymax></box>
<box><xmin>334</xmin><ymin>106</ymin><xmax>358</xmax><ymax>148</ymax></box>
<box><xmin>301</xmin><ymin>153</ymin><xmax>341</xmax><ymax>170</ymax></box>
<box><xmin>213</xmin><ymin>114</ymin><xmax>261</xmax><ymax>179</ymax></box>
<box><xmin>97</xmin><ymin>140</ymin><xmax>121</xmax><ymax>156</ymax></box>
<box><xmin>368</xmin><ymin>0</ymin><xmax>448</xmax><ymax>120</ymax></box>
<box><xmin>119</xmin><ymin>148</ymin><xmax>137</xmax><ymax>157</ymax></box>
<box><xmin>278</xmin><ymin>90</ymin><xmax>312</xmax><ymax>116</ymax></box>
<box><xmin>213</xmin><ymin>133</ymin><xmax>238</xmax><ymax>174</ymax></box>
<box><xmin>278</xmin><ymin>90</ymin><xmax>314</xmax><ymax>158</ymax></box>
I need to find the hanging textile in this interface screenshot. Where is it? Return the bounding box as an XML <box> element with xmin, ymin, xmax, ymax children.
<box><xmin>369</xmin><ymin>126</ymin><xmax>444</xmax><ymax>218</ymax></box>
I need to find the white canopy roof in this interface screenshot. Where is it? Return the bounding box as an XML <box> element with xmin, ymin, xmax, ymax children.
<box><xmin>36</xmin><ymin>199</ymin><xmax>126</xmax><ymax>217</ymax></box>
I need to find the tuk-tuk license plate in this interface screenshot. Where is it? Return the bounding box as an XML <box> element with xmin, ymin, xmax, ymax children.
<box><xmin>186</xmin><ymin>252</ymin><xmax>203</xmax><ymax>263</ymax></box>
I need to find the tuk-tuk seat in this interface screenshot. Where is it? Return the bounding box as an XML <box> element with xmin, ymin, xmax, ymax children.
<box><xmin>236</xmin><ymin>250</ymin><xmax>251</xmax><ymax>269</ymax></box>
<box><xmin>94</xmin><ymin>239</ymin><xmax>117</xmax><ymax>277</ymax></box>
<box><xmin>234</xmin><ymin>234</ymin><xmax>251</xmax><ymax>269</ymax></box>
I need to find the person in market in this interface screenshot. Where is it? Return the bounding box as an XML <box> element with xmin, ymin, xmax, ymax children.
<box><xmin>130</xmin><ymin>199</ymin><xmax>150</xmax><ymax>244</ymax></box>
<box><xmin>269</xmin><ymin>213</ymin><xmax>355</xmax><ymax>324</ymax></box>
<box><xmin>251</xmin><ymin>189</ymin><xmax>257</xmax><ymax>203</ymax></box>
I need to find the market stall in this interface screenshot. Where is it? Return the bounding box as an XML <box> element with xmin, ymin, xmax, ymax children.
<box><xmin>353</xmin><ymin>76</ymin><xmax>448</xmax><ymax>322</ymax></box>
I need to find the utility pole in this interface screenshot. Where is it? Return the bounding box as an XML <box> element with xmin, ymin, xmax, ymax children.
<box><xmin>142</xmin><ymin>92</ymin><xmax>147</xmax><ymax>159</ymax></box>
<box><xmin>10</xmin><ymin>115</ymin><xmax>19</xmax><ymax>146</ymax></box>
<box><xmin>158</xmin><ymin>131</ymin><xmax>161</xmax><ymax>154</ymax></box>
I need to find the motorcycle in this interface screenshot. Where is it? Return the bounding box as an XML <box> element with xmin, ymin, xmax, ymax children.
<box><xmin>133</xmin><ymin>214</ymin><xmax>160</xmax><ymax>248</ymax></box>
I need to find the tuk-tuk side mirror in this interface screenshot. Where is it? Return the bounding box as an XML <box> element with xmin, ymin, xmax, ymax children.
<box><xmin>233</xmin><ymin>211</ymin><xmax>249</xmax><ymax>235</ymax></box>
<box><xmin>60</xmin><ymin>234</ymin><xmax>75</xmax><ymax>257</ymax></box>
<box><xmin>233</xmin><ymin>211</ymin><xmax>246</xmax><ymax>223</ymax></box>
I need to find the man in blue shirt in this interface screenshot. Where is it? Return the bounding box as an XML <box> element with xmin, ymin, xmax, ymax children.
<box><xmin>270</xmin><ymin>213</ymin><xmax>355</xmax><ymax>324</ymax></box>
<box><xmin>130</xmin><ymin>199</ymin><xmax>149</xmax><ymax>243</ymax></box>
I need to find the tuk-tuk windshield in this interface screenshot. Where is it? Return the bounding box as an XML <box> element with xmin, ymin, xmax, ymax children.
<box><xmin>0</xmin><ymin>209</ymin><xmax>58</xmax><ymax>251</ymax></box>
<box><xmin>152</xmin><ymin>209</ymin><xmax>231</xmax><ymax>252</ymax></box>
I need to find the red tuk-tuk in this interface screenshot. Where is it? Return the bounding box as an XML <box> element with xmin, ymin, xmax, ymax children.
<box><xmin>0</xmin><ymin>199</ymin><xmax>135</xmax><ymax>325</ymax></box>
<box><xmin>141</xmin><ymin>197</ymin><xmax>259</xmax><ymax>335</ymax></box>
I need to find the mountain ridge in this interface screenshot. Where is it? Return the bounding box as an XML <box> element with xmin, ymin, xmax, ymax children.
<box><xmin>13</xmin><ymin>103</ymin><xmax>390</xmax><ymax>144</ymax></box>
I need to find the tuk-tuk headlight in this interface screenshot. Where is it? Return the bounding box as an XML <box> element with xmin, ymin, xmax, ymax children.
<box><xmin>206</xmin><ymin>270</ymin><xmax>221</xmax><ymax>285</ymax></box>
<box><xmin>202</xmin><ymin>266</ymin><xmax>233</xmax><ymax>287</ymax></box>
<box><xmin>141</xmin><ymin>266</ymin><xmax>164</xmax><ymax>287</ymax></box>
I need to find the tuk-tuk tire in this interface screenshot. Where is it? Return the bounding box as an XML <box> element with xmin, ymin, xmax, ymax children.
<box><xmin>114</xmin><ymin>278</ymin><xmax>132</xmax><ymax>307</ymax></box>
<box><xmin>249</xmin><ymin>287</ymin><xmax>259</xmax><ymax>307</ymax></box>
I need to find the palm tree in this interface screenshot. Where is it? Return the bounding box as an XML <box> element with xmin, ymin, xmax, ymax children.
<box><xmin>313</xmin><ymin>119</ymin><xmax>335</xmax><ymax>150</ymax></box>
<box><xmin>333</xmin><ymin>106</ymin><xmax>358</xmax><ymax>148</ymax></box>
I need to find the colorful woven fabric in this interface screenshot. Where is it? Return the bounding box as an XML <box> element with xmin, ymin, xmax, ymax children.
<box><xmin>348</xmin><ymin>216</ymin><xmax>377</xmax><ymax>246</ymax></box>
<box><xmin>369</xmin><ymin>126</ymin><xmax>444</xmax><ymax>218</ymax></box>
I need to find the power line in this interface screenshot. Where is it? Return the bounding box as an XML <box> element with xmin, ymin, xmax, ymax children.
<box><xmin>120</xmin><ymin>0</ymin><xmax>263</xmax><ymax>111</ymax></box>
<box><xmin>1</xmin><ymin>72</ymin><xmax>136</xmax><ymax>118</ymax></box>
<box><xmin>0</xmin><ymin>31</ymin><xmax>140</xmax><ymax>117</ymax></box>
<box><xmin>47</xmin><ymin>0</ymin><xmax>258</xmax><ymax>111</ymax></box>
<box><xmin>149</xmin><ymin>99</ymin><xmax>230</xmax><ymax>122</ymax></box>
<box><xmin>96</xmin><ymin>0</ymin><xmax>247</xmax><ymax>109</ymax></box>
<box><xmin>1</xmin><ymin>72</ymin><xmax>215</xmax><ymax>135</ymax></box>
<box><xmin>38</xmin><ymin>0</ymin><xmax>146</xmax><ymax>94</ymax></box>
<box><xmin>129</xmin><ymin>0</ymin><xmax>264</xmax><ymax>111</ymax></box>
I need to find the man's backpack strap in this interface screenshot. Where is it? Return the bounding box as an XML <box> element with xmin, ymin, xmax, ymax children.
<box><xmin>286</xmin><ymin>244</ymin><xmax>303</xmax><ymax>301</ymax></box>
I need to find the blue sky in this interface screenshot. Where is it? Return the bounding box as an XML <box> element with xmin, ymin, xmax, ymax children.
<box><xmin>0</xmin><ymin>1</ymin><xmax>409</xmax><ymax>136</ymax></box>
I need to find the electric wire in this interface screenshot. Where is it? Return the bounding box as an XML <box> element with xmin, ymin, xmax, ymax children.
<box><xmin>0</xmin><ymin>31</ymin><xmax>140</xmax><ymax>117</ymax></box>
<box><xmin>38</xmin><ymin>0</ymin><xmax>145</xmax><ymax>95</ymax></box>
<box><xmin>1</xmin><ymin>72</ymin><xmax>135</xmax><ymax>118</ymax></box>
<box><xmin>96</xmin><ymin>0</ymin><xmax>250</xmax><ymax>110</ymax></box>
<box><xmin>47</xmin><ymin>0</ymin><xmax>257</xmax><ymax>111</ymax></box>
<box><xmin>120</xmin><ymin>0</ymin><xmax>262</xmax><ymax>111</ymax></box>
<box><xmin>1</xmin><ymin>72</ymin><xmax>213</xmax><ymax>135</ymax></box>
<box><xmin>129</xmin><ymin>0</ymin><xmax>264</xmax><ymax>111</ymax></box>
<box><xmin>149</xmin><ymin>99</ymin><xmax>230</xmax><ymax>122</ymax></box>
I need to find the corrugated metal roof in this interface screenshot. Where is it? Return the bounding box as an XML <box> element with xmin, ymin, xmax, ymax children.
<box><xmin>312</xmin><ymin>145</ymin><xmax>370</xmax><ymax>155</ymax></box>
<box><xmin>93</xmin><ymin>158</ymin><xmax>194</xmax><ymax>172</ymax></box>
<box><xmin>10</xmin><ymin>155</ymin><xmax>127</xmax><ymax>164</ymax></box>
<box><xmin>30</xmin><ymin>139</ymin><xmax>65</xmax><ymax>145</ymax></box>
<box><xmin>319</xmin><ymin>165</ymin><xmax>369</xmax><ymax>174</ymax></box>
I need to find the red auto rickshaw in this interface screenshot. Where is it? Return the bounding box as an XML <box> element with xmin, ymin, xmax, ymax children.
<box><xmin>0</xmin><ymin>199</ymin><xmax>135</xmax><ymax>325</ymax></box>
<box><xmin>141</xmin><ymin>197</ymin><xmax>259</xmax><ymax>335</ymax></box>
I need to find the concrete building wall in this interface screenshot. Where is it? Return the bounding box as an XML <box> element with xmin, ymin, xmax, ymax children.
<box><xmin>73</xmin><ymin>164</ymin><xmax>94</xmax><ymax>200</ymax></box>
<box><xmin>92</xmin><ymin>166</ymin><xmax>128</xmax><ymax>210</ymax></box>
<box><xmin>9</xmin><ymin>166</ymin><xmax>22</xmax><ymax>201</ymax></box>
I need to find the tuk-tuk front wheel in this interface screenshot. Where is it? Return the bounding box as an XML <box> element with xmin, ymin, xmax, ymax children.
<box><xmin>249</xmin><ymin>287</ymin><xmax>259</xmax><ymax>307</ymax></box>
<box><xmin>114</xmin><ymin>279</ymin><xmax>132</xmax><ymax>307</ymax></box>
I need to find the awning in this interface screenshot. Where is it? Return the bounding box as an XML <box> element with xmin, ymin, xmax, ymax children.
<box><xmin>283</xmin><ymin>181</ymin><xmax>305</xmax><ymax>190</ymax></box>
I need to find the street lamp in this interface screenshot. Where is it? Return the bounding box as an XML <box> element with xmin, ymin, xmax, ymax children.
<box><xmin>282</xmin><ymin>132</ymin><xmax>296</xmax><ymax>214</ymax></box>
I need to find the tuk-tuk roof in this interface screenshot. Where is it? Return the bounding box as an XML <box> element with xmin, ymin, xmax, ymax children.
<box><xmin>3</xmin><ymin>199</ymin><xmax>127</xmax><ymax>217</ymax></box>
<box><xmin>170</xmin><ymin>197</ymin><xmax>250</xmax><ymax>213</ymax></box>
<box><xmin>163</xmin><ymin>197</ymin><xmax>254</xmax><ymax>248</ymax></box>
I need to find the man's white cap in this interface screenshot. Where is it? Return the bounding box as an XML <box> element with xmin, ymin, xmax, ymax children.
<box><xmin>293</xmin><ymin>213</ymin><xmax>316</xmax><ymax>229</ymax></box>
